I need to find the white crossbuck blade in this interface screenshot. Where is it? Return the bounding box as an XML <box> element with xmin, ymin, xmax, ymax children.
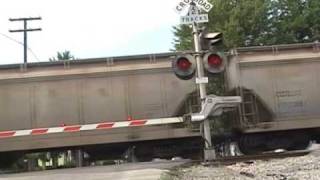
<box><xmin>175</xmin><ymin>0</ymin><xmax>213</xmax><ymax>14</ymax></box>
<box><xmin>191</xmin><ymin>95</ymin><xmax>242</xmax><ymax>121</ymax></box>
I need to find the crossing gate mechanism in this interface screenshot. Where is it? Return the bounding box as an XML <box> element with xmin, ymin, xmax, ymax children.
<box><xmin>191</xmin><ymin>95</ymin><xmax>242</xmax><ymax>121</ymax></box>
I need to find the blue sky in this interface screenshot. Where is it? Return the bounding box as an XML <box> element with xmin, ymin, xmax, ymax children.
<box><xmin>0</xmin><ymin>0</ymin><xmax>184</xmax><ymax>64</ymax></box>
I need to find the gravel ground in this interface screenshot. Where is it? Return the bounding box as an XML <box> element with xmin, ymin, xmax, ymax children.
<box><xmin>227</xmin><ymin>152</ymin><xmax>320</xmax><ymax>180</ymax></box>
<box><xmin>161</xmin><ymin>144</ymin><xmax>320</xmax><ymax>180</ymax></box>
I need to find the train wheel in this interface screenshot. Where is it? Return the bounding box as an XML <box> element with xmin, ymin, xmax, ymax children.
<box><xmin>237</xmin><ymin>134</ymin><xmax>264</xmax><ymax>155</ymax></box>
<box><xmin>265</xmin><ymin>133</ymin><xmax>291</xmax><ymax>151</ymax></box>
<box><xmin>287</xmin><ymin>133</ymin><xmax>310</xmax><ymax>151</ymax></box>
<box><xmin>0</xmin><ymin>152</ymin><xmax>23</xmax><ymax>169</ymax></box>
<box><xmin>238</xmin><ymin>132</ymin><xmax>311</xmax><ymax>155</ymax></box>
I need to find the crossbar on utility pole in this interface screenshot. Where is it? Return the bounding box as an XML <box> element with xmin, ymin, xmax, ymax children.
<box><xmin>9</xmin><ymin>17</ymin><xmax>41</xmax><ymax>21</ymax></box>
<box><xmin>9</xmin><ymin>17</ymin><xmax>42</xmax><ymax>65</ymax></box>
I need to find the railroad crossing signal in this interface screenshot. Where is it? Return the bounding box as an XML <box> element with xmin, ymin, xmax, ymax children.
<box><xmin>191</xmin><ymin>95</ymin><xmax>242</xmax><ymax>121</ymax></box>
<box><xmin>203</xmin><ymin>52</ymin><xmax>226</xmax><ymax>74</ymax></box>
<box><xmin>180</xmin><ymin>3</ymin><xmax>209</xmax><ymax>25</ymax></box>
<box><xmin>172</xmin><ymin>54</ymin><xmax>196</xmax><ymax>80</ymax></box>
<box><xmin>173</xmin><ymin>0</ymin><xmax>241</xmax><ymax>161</ymax></box>
<box><xmin>192</xmin><ymin>0</ymin><xmax>213</xmax><ymax>12</ymax></box>
<box><xmin>172</xmin><ymin>51</ymin><xmax>226</xmax><ymax>80</ymax></box>
<box><xmin>200</xmin><ymin>32</ymin><xmax>223</xmax><ymax>50</ymax></box>
<box><xmin>175</xmin><ymin>0</ymin><xmax>213</xmax><ymax>14</ymax></box>
<box><xmin>174</xmin><ymin>0</ymin><xmax>216</xmax><ymax>161</ymax></box>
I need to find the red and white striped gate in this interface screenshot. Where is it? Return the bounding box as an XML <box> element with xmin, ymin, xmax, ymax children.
<box><xmin>0</xmin><ymin>117</ymin><xmax>184</xmax><ymax>139</ymax></box>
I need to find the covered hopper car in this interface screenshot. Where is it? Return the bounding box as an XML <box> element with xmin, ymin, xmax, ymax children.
<box><xmin>0</xmin><ymin>53</ymin><xmax>201</xmax><ymax>163</ymax></box>
<box><xmin>227</xmin><ymin>43</ymin><xmax>320</xmax><ymax>154</ymax></box>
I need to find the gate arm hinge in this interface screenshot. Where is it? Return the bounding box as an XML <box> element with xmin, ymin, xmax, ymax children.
<box><xmin>191</xmin><ymin>95</ymin><xmax>242</xmax><ymax>122</ymax></box>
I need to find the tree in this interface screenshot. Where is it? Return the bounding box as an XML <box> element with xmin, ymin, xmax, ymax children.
<box><xmin>172</xmin><ymin>0</ymin><xmax>320</xmax><ymax>51</ymax></box>
<box><xmin>49</xmin><ymin>50</ymin><xmax>75</xmax><ymax>61</ymax></box>
<box><xmin>267</xmin><ymin>0</ymin><xmax>320</xmax><ymax>44</ymax></box>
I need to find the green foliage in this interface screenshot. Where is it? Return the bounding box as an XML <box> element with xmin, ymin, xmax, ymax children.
<box><xmin>267</xmin><ymin>0</ymin><xmax>320</xmax><ymax>44</ymax></box>
<box><xmin>172</xmin><ymin>26</ymin><xmax>193</xmax><ymax>51</ymax></box>
<box><xmin>206</xmin><ymin>74</ymin><xmax>224</xmax><ymax>96</ymax></box>
<box><xmin>173</xmin><ymin>0</ymin><xmax>320</xmax><ymax>50</ymax></box>
<box><xmin>49</xmin><ymin>50</ymin><xmax>75</xmax><ymax>61</ymax></box>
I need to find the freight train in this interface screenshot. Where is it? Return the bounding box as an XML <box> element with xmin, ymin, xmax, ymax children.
<box><xmin>0</xmin><ymin>43</ymin><xmax>320</xmax><ymax>165</ymax></box>
<box><xmin>227</xmin><ymin>43</ymin><xmax>320</xmax><ymax>154</ymax></box>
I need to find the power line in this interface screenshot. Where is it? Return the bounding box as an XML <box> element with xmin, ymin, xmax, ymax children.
<box><xmin>0</xmin><ymin>32</ymin><xmax>23</xmax><ymax>45</ymax></box>
<box><xmin>0</xmin><ymin>32</ymin><xmax>41</xmax><ymax>62</ymax></box>
<box><xmin>27</xmin><ymin>48</ymin><xmax>41</xmax><ymax>62</ymax></box>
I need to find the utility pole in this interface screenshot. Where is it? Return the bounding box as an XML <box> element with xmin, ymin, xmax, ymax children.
<box><xmin>9</xmin><ymin>17</ymin><xmax>42</xmax><ymax>64</ymax></box>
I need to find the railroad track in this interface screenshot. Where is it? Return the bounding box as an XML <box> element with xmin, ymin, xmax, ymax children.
<box><xmin>203</xmin><ymin>150</ymin><xmax>311</xmax><ymax>166</ymax></box>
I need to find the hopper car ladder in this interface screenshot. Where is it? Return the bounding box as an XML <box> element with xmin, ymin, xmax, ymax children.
<box><xmin>239</xmin><ymin>88</ymin><xmax>260</xmax><ymax>126</ymax></box>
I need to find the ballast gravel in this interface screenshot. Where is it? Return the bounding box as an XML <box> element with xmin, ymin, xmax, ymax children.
<box><xmin>162</xmin><ymin>144</ymin><xmax>320</xmax><ymax>180</ymax></box>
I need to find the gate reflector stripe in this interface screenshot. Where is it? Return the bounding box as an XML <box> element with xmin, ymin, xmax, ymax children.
<box><xmin>31</xmin><ymin>129</ymin><xmax>48</xmax><ymax>135</ymax></box>
<box><xmin>64</xmin><ymin>126</ymin><xmax>81</xmax><ymax>132</ymax></box>
<box><xmin>109</xmin><ymin>121</ymin><xmax>131</xmax><ymax>128</ymax></box>
<box><xmin>0</xmin><ymin>117</ymin><xmax>184</xmax><ymax>139</ymax></box>
<box><xmin>14</xmin><ymin>130</ymin><xmax>32</xmax><ymax>137</ymax></box>
<box><xmin>129</xmin><ymin>120</ymin><xmax>147</xmax><ymax>126</ymax></box>
<box><xmin>0</xmin><ymin>131</ymin><xmax>15</xmax><ymax>138</ymax></box>
<box><xmin>80</xmin><ymin>124</ymin><xmax>99</xmax><ymax>131</ymax></box>
<box><xmin>97</xmin><ymin>123</ymin><xmax>114</xmax><ymax>129</ymax></box>
<box><xmin>47</xmin><ymin>127</ymin><xmax>64</xmax><ymax>133</ymax></box>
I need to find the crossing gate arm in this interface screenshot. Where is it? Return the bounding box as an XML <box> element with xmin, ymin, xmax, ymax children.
<box><xmin>0</xmin><ymin>117</ymin><xmax>184</xmax><ymax>139</ymax></box>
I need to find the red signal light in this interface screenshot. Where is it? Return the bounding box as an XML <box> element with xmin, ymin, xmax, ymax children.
<box><xmin>203</xmin><ymin>52</ymin><xmax>226</xmax><ymax>74</ymax></box>
<box><xmin>208</xmin><ymin>54</ymin><xmax>222</xmax><ymax>68</ymax></box>
<box><xmin>177</xmin><ymin>58</ymin><xmax>192</xmax><ymax>71</ymax></box>
<box><xmin>172</xmin><ymin>55</ymin><xmax>196</xmax><ymax>80</ymax></box>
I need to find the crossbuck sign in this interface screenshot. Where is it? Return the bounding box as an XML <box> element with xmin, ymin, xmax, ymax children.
<box><xmin>175</xmin><ymin>0</ymin><xmax>213</xmax><ymax>13</ymax></box>
<box><xmin>175</xmin><ymin>0</ymin><xmax>213</xmax><ymax>25</ymax></box>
